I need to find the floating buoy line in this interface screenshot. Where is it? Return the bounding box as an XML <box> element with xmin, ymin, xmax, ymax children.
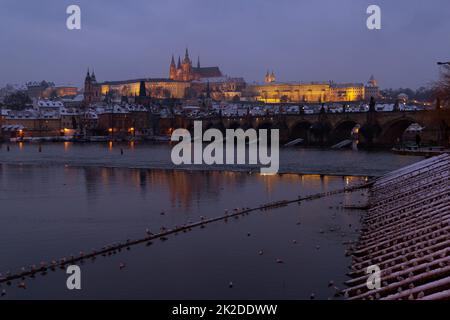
<box><xmin>0</xmin><ymin>181</ymin><xmax>372</xmax><ymax>288</ymax></box>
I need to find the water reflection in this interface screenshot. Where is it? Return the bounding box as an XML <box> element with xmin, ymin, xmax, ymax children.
<box><xmin>78</xmin><ymin>167</ymin><xmax>361</xmax><ymax>210</ymax></box>
<box><xmin>0</xmin><ymin>142</ymin><xmax>421</xmax><ymax>177</ymax></box>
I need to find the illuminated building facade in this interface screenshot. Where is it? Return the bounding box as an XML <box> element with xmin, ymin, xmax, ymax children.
<box><xmin>330</xmin><ymin>83</ymin><xmax>365</xmax><ymax>102</ymax></box>
<box><xmin>190</xmin><ymin>77</ymin><xmax>247</xmax><ymax>101</ymax></box>
<box><xmin>99</xmin><ymin>79</ymin><xmax>190</xmax><ymax>100</ymax></box>
<box><xmin>250</xmin><ymin>82</ymin><xmax>331</xmax><ymax>103</ymax></box>
<box><xmin>41</xmin><ymin>86</ymin><xmax>78</xmax><ymax>99</ymax></box>
<box><xmin>250</xmin><ymin>73</ymin><xmax>370</xmax><ymax>103</ymax></box>
<box><xmin>83</xmin><ymin>71</ymin><xmax>190</xmax><ymax>104</ymax></box>
<box><xmin>96</xmin><ymin>105</ymin><xmax>150</xmax><ymax>135</ymax></box>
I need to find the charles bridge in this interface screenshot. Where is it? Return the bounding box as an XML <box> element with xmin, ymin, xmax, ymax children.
<box><xmin>157</xmin><ymin>109</ymin><xmax>450</xmax><ymax>147</ymax></box>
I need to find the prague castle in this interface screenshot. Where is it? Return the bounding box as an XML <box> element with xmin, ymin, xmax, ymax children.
<box><xmin>83</xmin><ymin>49</ymin><xmax>379</xmax><ymax>105</ymax></box>
<box><xmin>84</xmin><ymin>49</ymin><xmax>227</xmax><ymax>104</ymax></box>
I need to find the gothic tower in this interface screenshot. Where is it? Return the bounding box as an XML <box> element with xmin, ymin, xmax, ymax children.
<box><xmin>270</xmin><ymin>71</ymin><xmax>276</xmax><ymax>83</ymax></box>
<box><xmin>84</xmin><ymin>69</ymin><xmax>93</xmax><ymax>104</ymax></box>
<box><xmin>83</xmin><ymin>68</ymin><xmax>100</xmax><ymax>105</ymax></box>
<box><xmin>265</xmin><ymin>70</ymin><xmax>275</xmax><ymax>83</ymax></box>
<box><xmin>181</xmin><ymin>48</ymin><xmax>193</xmax><ymax>81</ymax></box>
<box><xmin>169</xmin><ymin>55</ymin><xmax>177</xmax><ymax>80</ymax></box>
<box><xmin>176</xmin><ymin>56</ymin><xmax>182</xmax><ymax>79</ymax></box>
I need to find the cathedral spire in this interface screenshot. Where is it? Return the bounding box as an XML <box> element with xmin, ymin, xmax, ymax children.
<box><xmin>169</xmin><ymin>55</ymin><xmax>177</xmax><ymax>80</ymax></box>
<box><xmin>197</xmin><ymin>56</ymin><xmax>200</xmax><ymax>69</ymax></box>
<box><xmin>184</xmin><ymin>48</ymin><xmax>191</xmax><ymax>64</ymax></box>
<box><xmin>177</xmin><ymin>56</ymin><xmax>181</xmax><ymax>69</ymax></box>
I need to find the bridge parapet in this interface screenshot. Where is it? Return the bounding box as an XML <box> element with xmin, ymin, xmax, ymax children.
<box><xmin>158</xmin><ymin>110</ymin><xmax>450</xmax><ymax>147</ymax></box>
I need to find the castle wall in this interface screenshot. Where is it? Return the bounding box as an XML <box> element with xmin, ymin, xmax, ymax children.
<box><xmin>98</xmin><ymin>81</ymin><xmax>190</xmax><ymax>100</ymax></box>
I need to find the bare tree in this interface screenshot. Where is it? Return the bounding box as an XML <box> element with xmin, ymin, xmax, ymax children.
<box><xmin>435</xmin><ymin>65</ymin><xmax>450</xmax><ymax>108</ymax></box>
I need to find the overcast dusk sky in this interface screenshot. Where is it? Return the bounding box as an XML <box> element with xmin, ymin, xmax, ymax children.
<box><xmin>0</xmin><ymin>0</ymin><xmax>449</xmax><ymax>89</ymax></box>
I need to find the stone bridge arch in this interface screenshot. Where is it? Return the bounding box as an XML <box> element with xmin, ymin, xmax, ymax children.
<box><xmin>331</xmin><ymin>120</ymin><xmax>360</xmax><ymax>144</ymax></box>
<box><xmin>272</xmin><ymin>120</ymin><xmax>289</xmax><ymax>142</ymax></box>
<box><xmin>310</xmin><ymin>120</ymin><xmax>332</xmax><ymax>145</ymax></box>
<box><xmin>288</xmin><ymin>120</ymin><xmax>312</xmax><ymax>143</ymax></box>
<box><xmin>377</xmin><ymin>117</ymin><xmax>420</xmax><ymax>146</ymax></box>
<box><xmin>256</xmin><ymin>121</ymin><xmax>273</xmax><ymax>131</ymax></box>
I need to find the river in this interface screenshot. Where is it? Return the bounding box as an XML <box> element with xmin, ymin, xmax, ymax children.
<box><xmin>0</xmin><ymin>142</ymin><xmax>423</xmax><ymax>299</ymax></box>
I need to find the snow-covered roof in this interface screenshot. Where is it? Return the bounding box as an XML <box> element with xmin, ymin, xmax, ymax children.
<box><xmin>97</xmin><ymin>105</ymin><xmax>129</xmax><ymax>114</ymax></box>
<box><xmin>60</xmin><ymin>107</ymin><xmax>81</xmax><ymax>116</ymax></box>
<box><xmin>1</xmin><ymin>124</ymin><xmax>26</xmax><ymax>131</ymax></box>
<box><xmin>123</xmin><ymin>104</ymin><xmax>148</xmax><ymax>112</ymax></box>
<box><xmin>36</xmin><ymin>100</ymin><xmax>64</xmax><ymax>108</ymax></box>
<box><xmin>6</xmin><ymin>109</ymin><xmax>59</xmax><ymax>119</ymax></box>
<box><xmin>84</xmin><ymin>111</ymin><xmax>98</xmax><ymax>119</ymax></box>
<box><xmin>62</xmin><ymin>94</ymin><xmax>84</xmax><ymax>102</ymax></box>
